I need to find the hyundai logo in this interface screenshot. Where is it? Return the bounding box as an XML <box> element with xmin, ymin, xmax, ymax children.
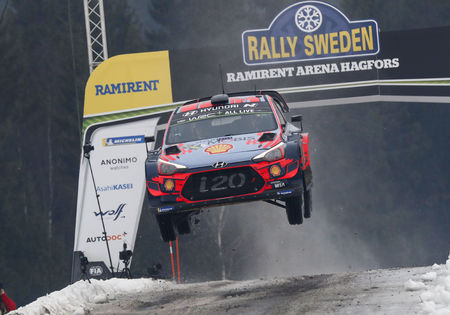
<box><xmin>212</xmin><ymin>161</ymin><xmax>227</xmax><ymax>168</ymax></box>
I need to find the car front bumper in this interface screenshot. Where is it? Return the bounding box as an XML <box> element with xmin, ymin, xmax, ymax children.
<box><xmin>151</xmin><ymin>178</ymin><xmax>303</xmax><ymax>214</ymax></box>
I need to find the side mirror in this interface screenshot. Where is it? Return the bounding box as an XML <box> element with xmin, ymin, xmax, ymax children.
<box><xmin>144</xmin><ymin>136</ymin><xmax>155</xmax><ymax>154</ymax></box>
<box><xmin>291</xmin><ymin>115</ymin><xmax>303</xmax><ymax>132</ymax></box>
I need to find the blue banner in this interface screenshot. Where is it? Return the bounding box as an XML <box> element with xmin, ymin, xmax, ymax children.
<box><xmin>242</xmin><ymin>1</ymin><xmax>379</xmax><ymax>65</ymax></box>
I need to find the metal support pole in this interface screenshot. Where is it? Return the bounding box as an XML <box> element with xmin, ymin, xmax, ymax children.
<box><xmin>169</xmin><ymin>241</ymin><xmax>176</xmax><ymax>281</ymax></box>
<box><xmin>176</xmin><ymin>237</ymin><xmax>181</xmax><ymax>284</ymax></box>
<box><xmin>83</xmin><ymin>0</ymin><xmax>108</xmax><ymax>73</ymax></box>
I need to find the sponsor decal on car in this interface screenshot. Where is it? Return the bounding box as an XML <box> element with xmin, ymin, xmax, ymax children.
<box><xmin>206</xmin><ymin>136</ymin><xmax>256</xmax><ymax>145</ymax></box>
<box><xmin>157</xmin><ymin>206</ymin><xmax>174</xmax><ymax>213</ymax></box>
<box><xmin>271</xmin><ymin>180</ymin><xmax>286</xmax><ymax>188</ymax></box>
<box><xmin>173</xmin><ymin>102</ymin><xmax>273</xmax><ymax>124</ymax></box>
<box><xmin>212</xmin><ymin>161</ymin><xmax>228</xmax><ymax>168</ymax></box>
<box><xmin>277</xmin><ymin>190</ymin><xmax>293</xmax><ymax>195</ymax></box>
<box><xmin>102</xmin><ymin>135</ymin><xmax>145</xmax><ymax>146</ymax></box>
<box><xmin>205</xmin><ymin>144</ymin><xmax>233</xmax><ymax>154</ymax></box>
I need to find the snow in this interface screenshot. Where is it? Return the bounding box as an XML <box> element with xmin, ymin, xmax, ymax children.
<box><xmin>9</xmin><ymin>278</ymin><xmax>173</xmax><ymax>315</ymax></box>
<box><xmin>404</xmin><ymin>279</ymin><xmax>426</xmax><ymax>291</ymax></box>
<box><xmin>422</xmin><ymin>272</ymin><xmax>438</xmax><ymax>282</ymax></box>
<box><xmin>9</xmin><ymin>252</ymin><xmax>450</xmax><ymax>315</ymax></box>
<box><xmin>417</xmin><ymin>254</ymin><xmax>450</xmax><ymax>315</ymax></box>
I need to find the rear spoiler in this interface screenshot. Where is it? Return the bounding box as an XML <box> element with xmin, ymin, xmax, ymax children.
<box><xmin>182</xmin><ymin>90</ymin><xmax>290</xmax><ymax>113</ymax></box>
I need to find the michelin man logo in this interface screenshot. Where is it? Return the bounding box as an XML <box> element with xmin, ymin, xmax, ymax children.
<box><xmin>295</xmin><ymin>5</ymin><xmax>322</xmax><ymax>32</ymax></box>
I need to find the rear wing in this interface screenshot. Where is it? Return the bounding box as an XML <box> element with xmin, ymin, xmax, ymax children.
<box><xmin>182</xmin><ymin>90</ymin><xmax>290</xmax><ymax>113</ymax></box>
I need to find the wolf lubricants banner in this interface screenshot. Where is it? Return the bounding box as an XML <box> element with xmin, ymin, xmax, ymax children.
<box><xmin>72</xmin><ymin>52</ymin><xmax>174</xmax><ymax>281</ymax></box>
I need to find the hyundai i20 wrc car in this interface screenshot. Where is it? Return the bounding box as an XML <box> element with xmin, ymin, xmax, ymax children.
<box><xmin>145</xmin><ymin>91</ymin><xmax>312</xmax><ymax>241</ymax></box>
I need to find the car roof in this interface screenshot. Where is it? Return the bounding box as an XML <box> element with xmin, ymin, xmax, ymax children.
<box><xmin>179</xmin><ymin>90</ymin><xmax>289</xmax><ymax>113</ymax></box>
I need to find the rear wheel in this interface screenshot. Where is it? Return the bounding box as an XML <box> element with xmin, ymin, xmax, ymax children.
<box><xmin>285</xmin><ymin>194</ymin><xmax>303</xmax><ymax>225</ymax></box>
<box><xmin>156</xmin><ymin>214</ymin><xmax>176</xmax><ymax>242</ymax></box>
<box><xmin>304</xmin><ymin>189</ymin><xmax>312</xmax><ymax>218</ymax></box>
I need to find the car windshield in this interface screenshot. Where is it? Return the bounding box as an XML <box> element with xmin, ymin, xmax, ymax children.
<box><xmin>165</xmin><ymin>101</ymin><xmax>278</xmax><ymax>144</ymax></box>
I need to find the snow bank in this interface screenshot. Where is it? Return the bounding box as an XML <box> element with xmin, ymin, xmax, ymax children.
<box><xmin>404</xmin><ymin>279</ymin><xmax>426</xmax><ymax>291</ymax></box>
<box><xmin>415</xmin><ymin>253</ymin><xmax>450</xmax><ymax>315</ymax></box>
<box><xmin>9</xmin><ymin>278</ymin><xmax>171</xmax><ymax>315</ymax></box>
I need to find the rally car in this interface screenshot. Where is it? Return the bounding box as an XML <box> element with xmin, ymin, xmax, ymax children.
<box><xmin>145</xmin><ymin>91</ymin><xmax>312</xmax><ymax>241</ymax></box>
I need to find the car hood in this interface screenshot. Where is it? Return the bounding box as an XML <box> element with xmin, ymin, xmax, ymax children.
<box><xmin>162</xmin><ymin>132</ymin><xmax>280</xmax><ymax>168</ymax></box>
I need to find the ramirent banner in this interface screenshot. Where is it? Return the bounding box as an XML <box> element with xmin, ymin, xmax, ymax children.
<box><xmin>72</xmin><ymin>51</ymin><xmax>174</xmax><ymax>281</ymax></box>
<box><xmin>83</xmin><ymin>51</ymin><xmax>173</xmax><ymax>117</ymax></box>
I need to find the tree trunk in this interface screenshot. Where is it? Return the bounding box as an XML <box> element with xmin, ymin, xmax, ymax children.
<box><xmin>47</xmin><ymin>94</ymin><xmax>53</xmax><ymax>240</ymax></box>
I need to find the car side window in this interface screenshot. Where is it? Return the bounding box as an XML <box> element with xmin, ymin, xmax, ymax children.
<box><xmin>272</xmin><ymin>99</ymin><xmax>287</xmax><ymax>127</ymax></box>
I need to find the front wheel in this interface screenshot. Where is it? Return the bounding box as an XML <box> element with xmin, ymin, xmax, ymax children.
<box><xmin>285</xmin><ymin>194</ymin><xmax>303</xmax><ymax>225</ymax></box>
<box><xmin>156</xmin><ymin>214</ymin><xmax>176</xmax><ymax>242</ymax></box>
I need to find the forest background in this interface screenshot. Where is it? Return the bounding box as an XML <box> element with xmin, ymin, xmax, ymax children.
<box><xmin>0</xmin><ymin>0</ymin><xmax>449</xmax><ymax>306</ymax></box>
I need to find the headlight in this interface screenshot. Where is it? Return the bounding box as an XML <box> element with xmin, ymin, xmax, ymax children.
<box><xmin>158</xmin><ymin>159</ymin><xmax>187</xmax><ymax>175</ymax></box>
<box><xmin>253</xmin><ymin>142</ymin><xmax>285</xmax><ymax>162</ymax></box>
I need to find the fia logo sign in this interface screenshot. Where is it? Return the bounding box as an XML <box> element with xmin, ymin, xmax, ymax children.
<box><xmin>89</xmin><ymin>265</ymin><xmax>104</xmax><ymax>276</ymax></box>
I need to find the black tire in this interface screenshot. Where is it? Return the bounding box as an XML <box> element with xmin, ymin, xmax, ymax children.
<box><xmin>176</xmin><ymin>217</ymin><xmax>191</xmax><ymax>235</ymax></box>
<box><xmin>304</xmin><ymin>189</ymin><xmax>312</xmax><ymax>219</ymax></box>
<box><xmin>285</xmin><ymin>194</ymin><xmax>303</xmax><ymax>225</ymax></box>
<box><xmin>156</xmin><ymin>214</ymin><xmax>176</xmax><ymax>242</ymax></box>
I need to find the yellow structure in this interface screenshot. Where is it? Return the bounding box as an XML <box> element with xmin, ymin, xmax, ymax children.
<box><xmin>84</xmin><ymin>51</ymin><xmax>173</xmax><ymax>117</ymax></box>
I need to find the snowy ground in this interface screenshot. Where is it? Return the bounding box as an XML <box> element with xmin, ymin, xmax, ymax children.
<box><xmin>10</xmin><ymin>255</ymin><xmax>450</xmax><ymax>315</ymax></box>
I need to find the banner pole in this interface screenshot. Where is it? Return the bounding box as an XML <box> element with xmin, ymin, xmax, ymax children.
<box><xmin>176</xmin><ymin>237</ymin><xmax>181</xmax><ymax>284</ymax></box>
<box><xmin>169</xmin><ymin>241</ymin><xmax>175</xmax><ymax>281</ymax></box>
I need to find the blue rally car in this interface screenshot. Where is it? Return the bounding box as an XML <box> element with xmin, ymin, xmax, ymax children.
<box><xmin>145</xmin><ymin>91</ymin><xmax>312</xmax><ymax>241</ymax></box>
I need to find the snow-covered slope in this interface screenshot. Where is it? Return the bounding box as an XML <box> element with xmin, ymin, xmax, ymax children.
<box><xmin>10</xmin><ymin>255</ymin><xmax>450</xmax><ymax>315</ymax></box>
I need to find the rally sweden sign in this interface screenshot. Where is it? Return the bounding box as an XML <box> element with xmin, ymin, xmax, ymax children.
<box><xmin>242</xmin><ymin>1</ymin><xmax>379</xmax><ymax>65</ymax></box>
